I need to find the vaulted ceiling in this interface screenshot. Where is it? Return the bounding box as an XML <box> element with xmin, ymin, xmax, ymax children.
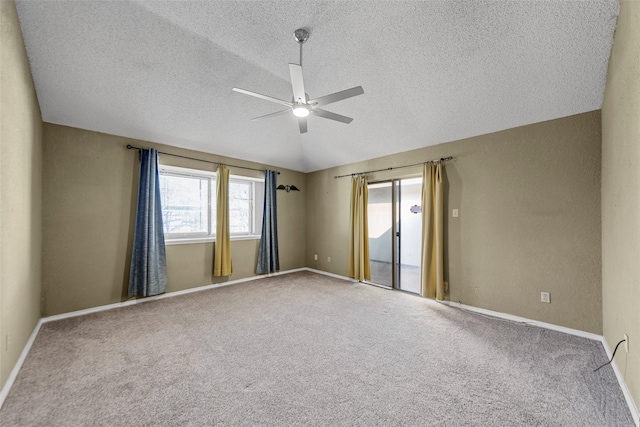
<box><xmin>16</xmin><ymin>1</ymin><xmax>618</xmax><ymax>172</ymax></box>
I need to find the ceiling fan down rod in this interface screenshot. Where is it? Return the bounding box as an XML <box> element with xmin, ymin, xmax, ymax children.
<box><xmin>293</xmin><ymin>28</ymin><xmax>309</xmax><ymax>67</ymax></box>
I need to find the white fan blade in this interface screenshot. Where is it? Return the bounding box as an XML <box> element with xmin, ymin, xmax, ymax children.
<box><xmin>309</xmin><ymin>86</ymin><xmax>364</xmax><ymax>107</ymax></box>
<box><xmin>298</xmin><ymin>116</ymin><xmax>308</xmax><ymax>133</ymax></box>
<box><xmin>232</xmin><ymin>88</ymin><xmax>293</xmax><ymax>107</ymax></box>
<box><xmin>313</xmin><ymin>108</ymin><xmax>353</xmax><ymax>124</ymax></box>
<box><xmin>251</xmin><ymin>109</ymin><xmax>291</xmax><ymax>121</ymax></box>
<box><xmin>289</xmin><ymin>64</ymin><xmax>307</xmax><ymax>104</ymax></box>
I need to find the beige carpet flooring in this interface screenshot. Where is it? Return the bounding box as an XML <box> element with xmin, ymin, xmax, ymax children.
<box><xmin>0</xmin><ymin>271</ymin><xmax>634</xmax><ymax>426</ymax></box>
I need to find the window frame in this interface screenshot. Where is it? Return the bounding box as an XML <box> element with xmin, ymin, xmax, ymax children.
<box><xmin>158</xmin><ymin>164</ymin><xmax>264</xmax><ymax>245</ymax></box>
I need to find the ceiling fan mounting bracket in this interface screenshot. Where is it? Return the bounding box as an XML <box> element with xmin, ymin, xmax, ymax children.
<box><xmin>293</xmin><ymin>28</ymin><xmax>309</xmax><ymax>44</ymax></box>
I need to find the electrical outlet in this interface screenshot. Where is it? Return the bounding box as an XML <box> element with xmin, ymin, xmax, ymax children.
<box><xmin>624</xmin><ymin>334</ymin><xmax>629</xmax><ymax>353</ymax></box>
<box><xmin>314</xmin><ymin>254</ymin><xmax>318</xmax><ymax>261</ymax></box>
<box><xmin>5</xmin><ymin>333</ymin><xmax>9</xmax><ymax>351</ymax></box>
<box><xmin>327</xmin><ymin>257</ymin><xmax>331</xmax><ymax>263</ymax></box>
<box><xmin>540</xmin><ymin>292</ymin><xmax>550</xmax><ymax>303</ymax></box>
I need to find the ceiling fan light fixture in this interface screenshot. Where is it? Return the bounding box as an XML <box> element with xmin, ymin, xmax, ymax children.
<box><xmin>292</xmin><ymin>105</ymin><xmax>310</xmax><ymax>117</ymax></box>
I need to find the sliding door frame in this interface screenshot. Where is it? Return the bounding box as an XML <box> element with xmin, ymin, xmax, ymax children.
<box><xmin>366</xmin><ymin>176</ymin><xmax>423</xmax><ymax>293</ymax></box>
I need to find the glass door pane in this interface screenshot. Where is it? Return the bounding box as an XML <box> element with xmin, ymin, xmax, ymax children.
<box><xmin>367</xmin><ymin>182</ymin><xmax>394</xmax><ymax>287</ymax></box>
<box><xmin>398</xmin><ymin>178</ymin><xmax>422</xmax><ymax>293</ymax></box>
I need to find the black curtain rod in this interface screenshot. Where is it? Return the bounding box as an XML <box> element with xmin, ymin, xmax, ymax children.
<box><xmin>333</xmin><ymin>156</ymin><xmax>454</xmax><ymax>179</ymax></box>
<box><xmin>126</xmin><ymin>145</ymin><xmax>279</xmax><ymax>175</ymax></box>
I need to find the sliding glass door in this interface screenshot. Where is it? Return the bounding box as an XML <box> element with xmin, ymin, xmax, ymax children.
<box><xmin>367</xmin><ymin>178</ymin><xmax>422</xmax><ymax>293</ymax></box>
<box><xmin>367</xmin><ymin>182</ymin><xmax>395</xmax><ymax>287</ymax></box>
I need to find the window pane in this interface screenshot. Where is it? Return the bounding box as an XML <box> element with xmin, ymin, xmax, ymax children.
<box><xmin>159</xmin><ymin>174</ymin><xmax>209</xmax><ymax>234</ymax></box>
<box><xmin>229</xmin><ymin>180</ymin><xmax>252</xmax><ymax>233</ymax></box>
<box><xmin>158</xmin><ymin>165</ymin><xmax>263</xmax><ymax>242</ymax></box>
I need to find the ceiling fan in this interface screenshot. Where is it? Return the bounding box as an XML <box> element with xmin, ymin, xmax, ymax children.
<box><xmin>232</xmin><ymin>29</ymin><xmax>364</xmax><ymax>134</ymax></box>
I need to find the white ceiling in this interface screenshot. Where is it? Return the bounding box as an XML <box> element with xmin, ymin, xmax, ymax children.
<box><xmin>16</xmin><ymin>0</ymin><xmax>618</xmax><ymax>172</ymax></box>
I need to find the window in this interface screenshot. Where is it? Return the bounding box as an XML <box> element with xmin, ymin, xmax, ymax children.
<box><xmin>159</xmin><ymin>165</ymin><xmax>264</xmax><ymax>244</ymax></box>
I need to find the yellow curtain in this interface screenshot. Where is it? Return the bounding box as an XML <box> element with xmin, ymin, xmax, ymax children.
<box><xmin>214</xmin><ymin>165</ymin><xmax>232</xmax><ymax>276</ymax></box>
<box><xmin>348</xmin><ymin>176</ymin><xmax>371</xmax><ymax>281</ymax></box>
<box><xmin>420</xmin><ymin>162</ymin><xmax>445</xmax><ymax>300</ymax></box>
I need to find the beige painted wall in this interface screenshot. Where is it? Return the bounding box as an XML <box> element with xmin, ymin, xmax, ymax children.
<box><xmin>602</xmin><ymin>0</ymin><xmax>640</xmax><ymax>415</ymax></box>
<box><xmin>0</xmin><ymin>0</ymin><xmax>43</xmax><ymax>389</ymax></box>
<box><xmin>42</xmin><ymin>124</ymin><xmax>306</xmax><ymax>316</ymax></box>
<box><xmin>307</xmin><ymin>111</ymin><xmax>602</xmax><ymax>334</ymax></box>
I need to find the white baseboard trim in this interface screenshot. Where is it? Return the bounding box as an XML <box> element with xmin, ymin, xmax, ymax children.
<box><xmin>443</xmin><ymin>301</ymin><xmax>602</xmax><ymax>341</ymax></box>
<box><xmin>602</xmin><ymin>336</ymin><xmax>640</xmax><ymax>426</ymax></box>
<box><xmin>0</xmin><ymin>318</ymin><xmax>43</xmax><ymax>410</ymax></box>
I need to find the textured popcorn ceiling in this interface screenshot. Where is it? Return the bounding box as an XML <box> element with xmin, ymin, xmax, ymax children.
<box><xmin>16</xmin><ymin>1</ymin><xmax>618</xmax><ymax>172</ymax></box>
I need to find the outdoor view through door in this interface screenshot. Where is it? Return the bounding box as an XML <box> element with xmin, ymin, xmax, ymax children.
<box><xmin>367</xmin><ymin>178</ymin><xmax>422</xmax><ymax>293</ymax></box>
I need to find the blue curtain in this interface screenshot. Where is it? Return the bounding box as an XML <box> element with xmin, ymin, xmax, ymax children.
<box><xmin>256</xmin><ymin>170</ymin><xmax>279</xmax><ymax>274</ymax></box>
<box><xmin>128</xmin><ymin>148</ymin><xmax>168</xmax><ymax>297</ymax></box>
